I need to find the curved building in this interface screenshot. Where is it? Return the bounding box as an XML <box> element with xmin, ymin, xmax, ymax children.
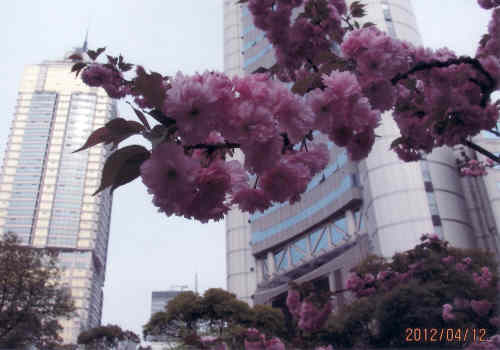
<box><xmin>224</xmin><ymin>0</ymin><xmax>500</xmax><ymax>306</ymax></box>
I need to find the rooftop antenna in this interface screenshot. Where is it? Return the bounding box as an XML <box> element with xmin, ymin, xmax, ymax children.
<box><xmin>195</xmin><ymin>272</ymin><xmax>198</xmax><ymax>294</ymax></box>
<box><xmin>170</xmin><ymin>284</ymin><xmax>188</xmax><ymax>291</ymax></box>
<box><xmin>82</xmin><ymin>27</ymin><xmax>89</xmax><ymax>52</ymax></box>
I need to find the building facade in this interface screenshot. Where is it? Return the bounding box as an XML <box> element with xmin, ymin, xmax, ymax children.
<box><xmin>224</xmin><ymin>0</ymin><xmax>500</xmax><ymax>306</ymax></box>
<box><xmin>150</xmin><ymin>290</ymin><xmax>181</xmax><ymax>315</ymax></box>
<box><xmin>0</xmin><ymin>44</ymin><xmax>115</xmax><ymax>343</ymax></box>
<box><xmin>146</xmin><ymin>291</ymin><xmax>182</xmax><ymax>345</ymax></box>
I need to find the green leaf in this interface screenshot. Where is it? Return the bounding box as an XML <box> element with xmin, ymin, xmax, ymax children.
<box><xmin>93</xmin><ymin>145</ymin><xmax>150</xmax><ymax>195</ymax></box>
<box><xmin>73</xmin><ymin>118</ymin><xmax>144</xmax><ymax>153</ymax></box>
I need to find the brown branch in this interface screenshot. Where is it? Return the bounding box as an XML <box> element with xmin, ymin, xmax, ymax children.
<box><xmin>341</xmin><ymin>15</ymin><xmax>355</xmax><ymax>31</ymax></box>
<box><xmin>306</xmin><ymin>58</ymin><xmax>320</xmax><ymax>73</ymax></box>
<box><xmin>184</xmin><ymin>142</ymin><xmax>240</xmax><ymax>151</ymax></box>
<box><xmin>486</xmin><ymin>128</ymin><xmax>500</xmax><ymax>137</ymax></box>
<box><xmin>463</xmin><ymin>139</ymin><xmax>500</xmax><ymax>163</ymax></box>
<box><xmin>391</xmin><ymin>57</ymin><xmax>496</xmax><ymax>107</ymax></box>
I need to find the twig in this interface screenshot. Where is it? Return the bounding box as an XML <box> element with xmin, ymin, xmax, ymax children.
<box><xmin>391</xmin><ymin>57</ymin><xmax>495</xmax><ymax>107</ymax></box>
<box><xmin>463</xmin><ymin>139</ymin><xmax>500</xmax><ymax>163</ymax></box>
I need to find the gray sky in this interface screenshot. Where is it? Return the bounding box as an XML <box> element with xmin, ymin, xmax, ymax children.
<box><xmin>0</xmin><ymin>0</ymin><xmax>493</xmax><ymax>342</ymax></box>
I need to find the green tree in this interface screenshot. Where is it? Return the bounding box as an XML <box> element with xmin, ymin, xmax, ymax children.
<box><xmin>324</xmin><ymin>236</ymin><xmax>499</xmax><ymax>348</ymax></box>
<box><xmin>77</xmin><ymin>324</ymin><xmax>139</xmax><ymax>350</ymax></box>
<box><xmin>143</xmin><ymin>288</ymin><xmax>287</xmax><ymax>348</ymax></box>
<box><xmin>143</xmin><ymin>291</ymin><xmax>204</xmax><ymax>343</ymax></box>
<box><xmin>0</xmin><ymin>232</ymin><xmax>75</xmax><ymax>348</ymax></box>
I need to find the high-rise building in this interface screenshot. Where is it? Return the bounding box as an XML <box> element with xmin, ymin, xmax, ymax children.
<box><xmin>147</xmin><ymin>291</ymin><xmax>182</xmax><ymax>345</ymax></box>
<box><xmin>150</xmin><ymin>290</ymin><xmax>182</xmax><ymax>316</ymax></box>
<box><xmin>224</xmin><ymin>0</ymin><xmax>500</xmax><ymax>307</ymax></box>
<box><xmin>0</xmin><ymin>40</ymin><xmax>115</xmax><ymax>343</ymax></box>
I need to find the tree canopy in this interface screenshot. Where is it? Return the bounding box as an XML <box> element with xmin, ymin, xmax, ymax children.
<box><xmin>0</xmin><ymin>233</ymin><xmax>75</xmax><ymax>348</ymax></box>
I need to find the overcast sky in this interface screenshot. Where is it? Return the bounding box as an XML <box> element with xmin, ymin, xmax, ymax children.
<box><xmin>0</xmin><ymin>0</ymin><xmax>493</xmax><ymax>343</ymax></box>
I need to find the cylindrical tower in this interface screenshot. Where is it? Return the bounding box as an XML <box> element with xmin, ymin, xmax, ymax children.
<box><xmin>354</xmin><ymin>0</ymin><xmax>477</xmax><ymax>256</ymax></box>
<box><xmin>223</xmin><ymin>0</ymin><xmax>256</xmax><ymax>305</ymax></box>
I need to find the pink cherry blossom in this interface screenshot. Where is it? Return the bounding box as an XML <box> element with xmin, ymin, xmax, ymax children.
<box><xmin>442</xmin><ymin>303</ymin><xmax>456</xmax><ymax>321</ymax></box>
<box><xmin>286</xmin><ymin>288</ymin><xmax>302</xmax><ymax>319</ymax></box>
<box><xmin>490</xmin><ymin>317</ymin><xmax>500</xmax><ymax>327</ymax></box>
<box><xmin>478</xmin><ymin>0</ymin><xmax>500</xmax><ymax>9</ymax></box>
<box><xmin>140</xmin><ymin>142</ymin><xmax>200</xmax><ymax>218</ymax></box>
<box><xmin>471</xmin><ymin>299</ymin><xmax>493</xmax><ymax>316</ymax></box>
<box><xmin>442</xmin><ymin>256</ymin><xmax>455</xmax><ymax>264</ymax></box>
<box><xmin>81</xmin><ymin>64</ymin><xmax>116</xmax><ymax>87</ymax></box>
<box><xmin>454</xmin><ymin>297</ymin><xmax>470</xmax><ymax>309</ymax></box>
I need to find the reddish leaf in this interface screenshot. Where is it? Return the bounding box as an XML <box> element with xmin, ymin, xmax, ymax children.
<box><xmin>73</xmin><ymin>127</ymin><xmax>110</xmax><ymax>153</ymax></box>
<box><xmin>126</xmin><ymin>102</ymin><xmax>151</xmax><ymax>131</ymax></box>
<box><xmin>118</xmin><ymin>62</ymin><xmax>133</xmax><ymax>72</ymax></box>
<box><xmin>71</xmin><ymin>62</ymin><xmax>87</xmax><ymax>77</ymax></box>
<box><xmin>73</xmin><ymin>118</ymin><xmax>144</xmax><ymax>153</ymax></box>
<box><xmin>252</xmin><ymin>66</ymin><xmax>270</xmax><ymax>74</ymax></box>
<box><xmin>105</xmin><ymin>118</ymin><xmax>145</xmax><ymax>149</ymax></box>
<box><xmin>93</xmin><ymin>145</ymin><xmax>150</xmax><ymax>195</ymax></box>
<box><xmin>107</xmin><ymin>55</ymin><xmax>118</xmax><ymax>66</ymax></box>
<box><xmin>149</xmin><ymin>109</ymin><xmax>176</xmax><ymax>127</ymax></box>
<box><xmin>87</xmin><ymin>47</ymin><xmax>105</xmax><ymax>61</ymax></box>
<box><xmin>132</xmin><ymin>66</ymin><xmax>167</xmax><ymax>110</ymax></box>
<box><xmin>291</xmin><ymin>73</ymin><xmax>322</xmax><ymax>96</ymax></box>
<box><xmin>350</xmin><ymin>1</ymin><xmax>366</xmax><ymax>18</ymax></box>
<box><xmin>480</xmin><ymin>34</ymin><xmax>490</xmax><ymax>49</ymax></box>
<box><xmin>87</xmin><ymin>50</ymin><xmax>98</xmax><ymax>61</ymax></box>
<box><xmin>363</xmin><ymin>22</ymin><xmax>375</xmax><ymax>28</ymax></box>
<box><xmin>390</xmin><ymin>137</ymin><xmax>405</xmax><ymax>150</ymax></box>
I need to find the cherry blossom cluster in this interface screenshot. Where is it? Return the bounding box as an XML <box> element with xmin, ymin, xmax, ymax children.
<box><xmin>247</xmin><ymin>0</ymin><xmax>346</xmax><ymax>79</ymax></box>
<box><xmin>74</xmin><ymin>0</ymin><xmax>500</xmax><ymax>222</ymax></box>
<box><xmin>459</xmin><ymin>158</ymin><xmax>495</xmax><ymax>177</ymax></box>
<box><xmin>81</xmin><ymin>63</ymin><xmax>336</xmax><ymax>221</ymax></box>
<box><xmin>465</xmin><ymin>335</ymin><xmax>500</xmax><ymax>350</ymax></box>
<box><xmin>81</xmin><ymin>64</ymin><xmax>129</xmax><ymax>98</ymax></box>
<box><xmin>285</xmin><ymin>287</ymin><xmax>333</xmax><ymax>332</ymax></box>
<box><xmin>346</xmin><ymin>266</ymin><xmax>412</xmax><ymax>298</ymax></box>
<box><xmin>243</xmin><ymin>328</ymin><xmax>286</xmax><ymax>350</ymax></box>
<box><xmin>246</xmin><ymin>0</ymin><xmax>500</xmax><ymax>161</ymax></box>
<box><xmin>199</xmin><ymin>335</ymin><xmax>228</xmax><ymax>350</ymax></box>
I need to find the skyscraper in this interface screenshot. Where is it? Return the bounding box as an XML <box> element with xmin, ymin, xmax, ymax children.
<box><xmin>0</xmin><ymin>41</ymin><xmax>115</xmax><ymax>343</ymax></box>
<box><xmin>224</xmin><ymin>0</ymin><xmax>500</xmax><ymax>306</ymax></box>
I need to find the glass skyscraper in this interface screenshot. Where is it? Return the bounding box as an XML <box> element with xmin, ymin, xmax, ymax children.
<box><xmin>0</xmin><ymin>43</ymin><xmax>115</xmax><ymax>343</ymax></box>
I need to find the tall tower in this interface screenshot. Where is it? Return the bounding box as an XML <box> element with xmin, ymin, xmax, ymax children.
<box><xmin>224</xmin><ymin>0</ymin><xmax>257</xmax><ymax>306</ymax></box>
<box><xmin>0</xmin><ymin>42</ymin><xmax>116</xmax><ymax>343</ymax></box>
<box><xmin>224</xmin><ymin>0</ymin><xmax>500</xmax><ymax>306</ymax></box>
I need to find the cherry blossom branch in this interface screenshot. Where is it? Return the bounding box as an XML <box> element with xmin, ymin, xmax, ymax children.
<box><xmin>306</xmin><ymin>58</ymin><xmax>320</xmax><ymax>73</ymax></box>
<box><xmin>487</xmin><ymin>128</ymin><xmax>500</xmax><ymax>137</ymax></box>
<box><xmin>184</xmin><ymin>142</ymin><xmax>240</xmax><ymax>151</ymax></box>
<box><xmin>341</xmin><ymin>15</ymin><xmax>355</xmax><ymax>31</ymax></box>
<box><xmin>391</xmin><ymin>57</ymin><xmax>496</xmax><ymax>107</ymax></box>
<box><xmin>463</xmin><ymin>139</ymin><xmax>500</xmax><ymax>163</ymax></box>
